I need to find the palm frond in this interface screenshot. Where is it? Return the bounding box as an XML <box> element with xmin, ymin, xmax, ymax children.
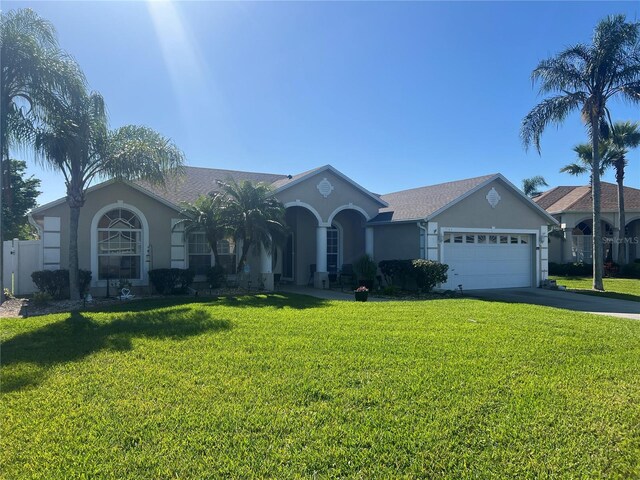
<box><xmin>521</xmin><ymin>94</ymin><xmax>584</xmax><ymax>152</ymax></box>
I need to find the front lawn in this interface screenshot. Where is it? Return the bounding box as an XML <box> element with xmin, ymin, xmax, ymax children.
<box><xmin>2</xmin><ymin>295</ymin><xmax>639</xmax><ymax>478</ymax></box>
<box><xmin>550</xmin><ymin>276</ymin><xmax>640</xmax><ymax>302</ymax></box>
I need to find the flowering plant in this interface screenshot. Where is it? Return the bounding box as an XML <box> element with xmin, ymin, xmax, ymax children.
<box><xmin>355</xmin><ymin>286</ymin><xmax>369</xmax><ymax>293</ymax></box>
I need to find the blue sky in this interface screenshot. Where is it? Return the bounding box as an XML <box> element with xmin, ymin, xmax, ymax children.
<box><xmin>6</xmin><ymin>1</ymin><xmax>640</xmax><ymax>206</ymax></box>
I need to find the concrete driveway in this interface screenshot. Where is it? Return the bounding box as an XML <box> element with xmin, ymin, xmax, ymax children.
<box><xmin>468</xmin><ymin>287</ymin><xmax>639</xmax><ymax>320</ymax></box>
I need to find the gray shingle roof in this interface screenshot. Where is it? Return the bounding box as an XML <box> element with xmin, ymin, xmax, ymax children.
<box><xmin>533</xmin><ymin>183</ymin><xmax>640</xmax><ymax>213</ymax></box>
<box><xmin>135</xmin><ymin>166</ymin><xmax>287</xmax><ymax>205</ymax></box>
<box><xmin>371</xmin><ymin>174</ymin><xmax>498</xmax><ymax>222</ymax></box>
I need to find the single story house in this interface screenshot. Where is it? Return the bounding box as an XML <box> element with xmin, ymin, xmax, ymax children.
<box><xmin>29</xmin><ymin>165</ymin><xmax>557</xmax><ymax>293</ymax></box>
<box><xmin>533</xmin><ymin>183</ymin><xmax>640</xmax><ymax>264</ymax></box>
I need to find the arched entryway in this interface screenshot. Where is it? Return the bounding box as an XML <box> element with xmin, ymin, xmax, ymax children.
<box><xmin>280</xmin><ymin>204</ymin><xmax>371</xmax><ymax>287</ymax></box>
<box><xmin>571</xmin><ymin>219</ymin><xmax>614</xmax><ymax>263</ymax></box>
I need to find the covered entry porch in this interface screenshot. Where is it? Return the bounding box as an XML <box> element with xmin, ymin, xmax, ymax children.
<box><xmin>279</xmin><ymin>204</ymin><xmax>373</xmax><ymax>287</ymax></box>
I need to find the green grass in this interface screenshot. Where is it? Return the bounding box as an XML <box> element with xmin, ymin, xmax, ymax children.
<box><xmin>2</xmin><ymin>295</ymin><xmax>640</xmax><ymax>478</ymax></box>
<box><xmin>550</xmin><ymin>276</ymin><xmax>640</xmax><ymax>302</ymax></box>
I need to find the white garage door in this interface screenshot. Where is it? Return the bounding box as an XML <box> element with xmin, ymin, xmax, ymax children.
<box><xmin>442</xmin><ymin>233</ymin><xmax>533</xmax><ymax>290</ymax></box>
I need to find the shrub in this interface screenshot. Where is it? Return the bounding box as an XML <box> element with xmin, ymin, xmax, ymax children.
<box><xmin>620</xmin><ymin>262</ymin><xmax>640</xmax><ymax>279</ymax></box>
<box><xmin>32</xmin><ymin>291</ymin><xmax>52</xmax><ymax>305</ymax></box>
<box><xmin>412</xmin><ymin>259</ymin><xmax>449</xmax><ymax>293</ymax></box>
<box><xmin>148</xmin><ymin>268</ymin><xmax>195</xmax><ymax>294</ymax></box>
<box><xmin>382</xmin><ymin>285</ymin><xmax>399</xmax><ymax>296</ymax></box>
<box><xmin>353</xmin><ymin>254</ymin><xmax>377</xmax><ymax>289</ymax></box>
<box><xmin>548</xmin><ymin>262</ymin><xmax>592</xmax><ymax>277</ymax></box>
<box><xmin>378</xmin><ymin>260</ymin><xmax>414</xmax><ymax>289</ymax></box>
<box><xmin>206</xmin><ymin>264</ymin><xmax>227</xmax><ymax>289</ymax></box>
<box><xmin>31</xmin><ymin>269</ymin><xmax>92</xmax><ymax>299</ymax></box>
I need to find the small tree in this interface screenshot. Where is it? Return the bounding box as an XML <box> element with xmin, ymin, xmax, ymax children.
<box><xmin>175</xmin><ymin>194</ymin><xmax>228</xmax><ymax>268</ymax></box>
<box><xmin>1</xmin><ymin>159</ymin><xmax>40</xmax><ymax>240</ymax></box>
<box><xmin>218</xmin><ymin>179</ymin><xmax>287</xmax><ymax>274</ymax></box>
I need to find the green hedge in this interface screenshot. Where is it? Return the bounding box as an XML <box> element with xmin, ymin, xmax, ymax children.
<box><xmin>206</xmin><ymin>265</ymin><xmax>227</xmax><ymax>289</ymax></box>
<box><xmin>548</xmin><ymin>262</ymin><xmax>592</xmax><ymax>277</ymax></box>
<box><xmin>412</xmin><ymin>259</ymin><xmax>449</xmax><ymax>293</ymax></box>
<box><xmin>620</xmin><ymin>262</ymin><xmax>640</xmax><ymax>279</ymax></box>
<box><xmin>379</xmin><ymin>259</ymin><xmax>448</xmax><ymax>292</ymax></box>
<box><xmin>31</xmin><ymin>269</ymin><xmax>92</xmax><ymax>299</ymax></box>
<box><xmin>148</xmin><ymin>268</ymin><xmax>195</xmax><ymax>295</ymax></box>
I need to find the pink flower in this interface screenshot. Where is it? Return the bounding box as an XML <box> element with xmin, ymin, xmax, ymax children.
<box><xmin>355</xmin><ymin>286</ymin><xmax>369</xmax><ymax>292</ymax></box>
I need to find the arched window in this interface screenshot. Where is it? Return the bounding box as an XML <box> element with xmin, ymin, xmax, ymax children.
<box><xmin>572</xmin><ymin>221</ymin><xmax>592</xmax><ymax>235</ymax></box>
<box><xmin>97</xmin><ymin>208</ymin><xmax>142</xmax><ymax>280</ymax></box>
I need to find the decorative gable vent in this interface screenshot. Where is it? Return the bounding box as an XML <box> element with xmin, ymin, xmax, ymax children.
<box><xmin>317</xmin><ymin>178</ymin><xmax>334</xmax><ymax>198</ymax></box>
<box><xmin>486</xmin><ymin>187</ymin><xmax>501</xmax><ymax>208</ymax></box>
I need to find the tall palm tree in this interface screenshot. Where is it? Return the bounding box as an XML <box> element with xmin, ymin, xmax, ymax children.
<box><xmin>218</xmin><ymin>179</ymin><xmax>287</xmax><ymax>274</ymax></box>
<box><xmin>561</xmin><ymin>122</ymin><xmax>640</xmax><ymax>264</ymax></box>
<box><xmin>0</xmin><ymin>8</ymin><xmax>82</xmax><ymax>301</ymax></box>
<box><xmin>35</xmin><ymin>87</ymin><xmax>185</xmax><ymax>300</ymax></box>
<box><xmin>521</xmin><ymin>15</ymin><xmax>640</xmax><ymax>291</ymax></box>
<box><xmin>522</xmin><ymin>176</ymin><xmax>548</xmax><ymax>197</ymax></box>
<box><xmin>175</xmin><ymin>194</ymin><xmax>228</xmax><ymax>268</ymax></box>
<box><xmin>1</xmin><ymin>9</ymin><xmax>82</xmax><ymax>201</ymax></box>
<box><xmin>607</xmin><ymin>121</ymin><xmax>640</xmax><ymax>264</ymax></box>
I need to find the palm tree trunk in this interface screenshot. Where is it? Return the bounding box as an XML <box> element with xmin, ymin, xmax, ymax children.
<box><xmin>68</xmin><ymin>202</ymin><xmax>81</xmax><ymax>301</ymax></box>
<box><xmin>591</xmin><ymin>117</ymin><xmax>604</xmax><ymax>291</ymax></box>
<box><xmin>615</xmin><ymin>162</ymin><xmax>626</xmax><ymax>265</ymax></box>
<box><xmin>236</xmin><ymin>239</ymin><xmax>251</xmax><ymax>273</ymax></box>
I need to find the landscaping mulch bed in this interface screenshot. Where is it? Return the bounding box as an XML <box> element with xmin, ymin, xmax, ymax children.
<box><xmin>0</xmin><ymin>287</ymin><xmax>250</xmax><ymax>318</ymax></box>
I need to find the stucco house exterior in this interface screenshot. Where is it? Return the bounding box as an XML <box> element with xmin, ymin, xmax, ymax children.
<box><xmin>533</xmin><ymin>183</ymin><xmax>640</xmax><ymax>265</ymax></box>
<box><xmin>28</xmin><ymin>165</ymin><xmax>557</xmax><ymax>293</ymax></box>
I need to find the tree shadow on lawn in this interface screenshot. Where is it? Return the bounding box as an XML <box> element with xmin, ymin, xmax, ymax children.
<box><xmin>88</xmin><ymin>293</ymin><xmax>328</xmax><ymax>315</ymax></box>
<box><xmin>215</xmin><ymin>293</ymin><xmax>329</xmax><ymax>310</ymax></box>
<box><xmin>1</xmin><ymin>308</ymin><xmax>231</xmax><ymax>393</ymax></box>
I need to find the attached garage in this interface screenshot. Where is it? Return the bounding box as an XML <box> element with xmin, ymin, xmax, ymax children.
<box><xmin>373</xmin><ymin>173</ymin><xmax>559</xmax><ymax>291</ymax></box>
<box><xmin>441</xmin><ymin>232</ymin><xmax>534</xmax><ymax>290</ymax></box>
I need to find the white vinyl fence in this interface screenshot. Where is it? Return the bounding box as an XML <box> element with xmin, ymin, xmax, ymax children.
<box><xmin>2</xmin><ymin>239</ymin><xmax>43</xmax><ymax>296</ymax></box>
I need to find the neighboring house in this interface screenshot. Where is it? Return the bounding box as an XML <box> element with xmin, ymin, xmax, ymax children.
<box><xmin>533</xmin><ymin>183</ymin><xmax>640</xmax><ymax>265</ymax></box>
<box><xmin>28</xmin><ymin>165</ymin><xmax>556</xmax><ymax>293</ymax></box>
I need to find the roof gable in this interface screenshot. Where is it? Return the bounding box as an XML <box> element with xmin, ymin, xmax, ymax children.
<box><xmin>31</xmin><ymin>178</ymin><xmax>183</xmax><ymax>215</ymax></box>
<box><xmin>371</xmin><ymin>173</ymin><xmax>558</xmax><ymax>225</ymax></box>
<box><xmin>272</xmin><ymin>164</ymin><xmax>388</xmax><ymax>207</ymax></box>
<box><xmin>534</xmin><ymin>183</ymin><xmax>640</xmax><ymax>213</ymax></box>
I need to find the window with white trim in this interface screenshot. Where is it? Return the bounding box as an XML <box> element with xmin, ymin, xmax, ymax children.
<box><xmin>188</xmin><ymin>232</ymin><xmax>212</xmax><ymax>276</ymax></box>
<box><xmin>97</xmin><ymin>208</ymin><xmax>142</xmax><ymax>280</ymax></box>
<box><xmin>216</xmin><ymin>239</ymin><xmax>237</xmax><ymax>274</ymax></box>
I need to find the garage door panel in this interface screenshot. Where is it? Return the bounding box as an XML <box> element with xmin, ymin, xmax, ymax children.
<box><xmin>443</xmin><ymin>235</ymin><xmax>532</xmax><ymax>290</ymax></box>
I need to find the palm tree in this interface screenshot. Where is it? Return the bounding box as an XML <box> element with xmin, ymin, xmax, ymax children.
<box><xmin>35</xmin><ymin>87</ymin><xmax>185</xmax><ymax>300</ymax></box>
<box><xmin>607</xmin><ymin>121</ymin><xmax>640</xmax><ymax>264</ymax></box>
<box><xmin>175</xmin><ymin>194</ymin><xmax>228</xmax><ymax>268</ymax></box>
<box><xmin>218</xmin><ymin>179</ymin><xmax>287</xmax><ymax>274</ymax></box>
<box><xmin>0</xmin><ymin>8</ymin><xmax>82</xmax><ymax>301</ymax></box>
<box><xmin>522</xmin><ymin>176</ymin><xmax>548</xmax><ymax>197</ymax></box>
<box><xmin>1</xmin><ymin>9</ymin><xmax>82</xmax><ymax>201</ymax></box>
<box><xmin>560</xmin><ymin>142</ymin><xmax>611</xmax><ymax>179</ymax></box>
<box><xmin>521</xmin><ymin>15</ymin><xmax>640</xmax><ymax>291</ymax></box>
